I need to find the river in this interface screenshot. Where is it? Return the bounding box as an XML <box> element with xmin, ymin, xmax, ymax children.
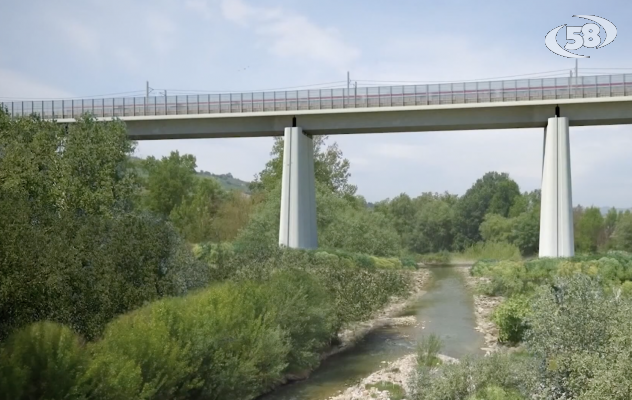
<box><xmin>259</xmin><ymin>265</ymin><xmax>484</xmax><ymax>400</ymax></box>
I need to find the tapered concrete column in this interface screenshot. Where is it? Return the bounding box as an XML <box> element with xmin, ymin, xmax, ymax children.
<box><xmin>278</xmin><ymin>127</ymin><xmax>318</xmax><ymax>249</ymax></box>
<box><xmin>539</xmin><ymin>117</ymin><xmax>574</xmax><ymax>258</ymax></box>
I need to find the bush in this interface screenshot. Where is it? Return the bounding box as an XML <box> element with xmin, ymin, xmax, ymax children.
<box><xmin>411</xmin><ymin>352</ymin><xmax>535</xmax><ymax>400</ymax></box>
<box><xmin>0</xmin><ymin>211</ymin><xmax>210</xmax><ymax>341</ymax></box>
<box><xmin>0</xmin><ymin>322</ymin><xmax>88</xmax><ymax>400</ymax></box>
<box><xmin>492</xmin><ymin>295</ymin><xmax>531</xmax><ymax>344</ymax></box>
<box><xmin>461</xmin><ymin>242</ymin><xmax>522</xmax><ymax>262</ymax></box>
<box><xmin>524</xmin><ymin>274</ymin><xmax>627</xmax><ymax>399</ymax></box>
<box><xmin>416</xmin><ymin>334</ymin><xmax>442</xmax><ymax>368</ymax></box>
<box><xmin>620</xmin><ymin>280</ymin><xmax>632</xmax><ymax>298</ymax></box>
<box><xmin>467</xmin><ymin>385</ymin><xmax>524</xmax><ymax>400</ymax></box>
<box><xmin>400</xmin><ymin>255</ymin><xmax>418</xmax><ymax>269</ymax></box>
<box><xmin>85</xmin><ymin>281</ymin><xmax>290</xmax><ymax>400</ymax></box>
<box><xmin>254</xmin><ymin>268</ymin><xmax>337</xmax><ymax>373</ymax></box>
<box><xmin>417</xmin><ymin>251</ymin><xmax>451</xmax><ymax>265</ymax></box>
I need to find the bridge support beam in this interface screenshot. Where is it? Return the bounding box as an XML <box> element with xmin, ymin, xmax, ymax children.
<box><xmin>539</xmin><ymin>116</ymin><xmax>574</xmax><ymax>258</ymax></box>
<box><xmin>279</xmin><ymin>127</ymin><xmax>318</xmax><ymax>249</ymax></box>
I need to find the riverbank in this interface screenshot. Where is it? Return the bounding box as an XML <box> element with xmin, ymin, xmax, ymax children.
<box><xmin>325</xmin><ymin>352</ymin><xmax>458</xmax><ymax>400</ymax></box>
<box><xmin>456</xmin><ymin>266</ymin><xmax>503</xmax><ymax>354</ymax></box>
<box><xmin>275</xmin><ymin>269</ymin><xmax>431</xmax><ymax>385</ymax></box>
<box><xmin>321</xmin><ymin>269</ymin><xmax>431</xmax><ymax>361</ymax></box>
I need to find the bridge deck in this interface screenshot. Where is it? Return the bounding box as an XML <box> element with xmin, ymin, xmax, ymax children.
<box><xmin>3</xmin><ymin>74</ymin><xmax>632</xmax><ymax>121</ymax></box>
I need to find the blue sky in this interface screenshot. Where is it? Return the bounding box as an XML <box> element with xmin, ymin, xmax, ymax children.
<box><xmin>1</xmin><ymin>0</ymin><xmax>631</xmax><ymax>207</ymax></box>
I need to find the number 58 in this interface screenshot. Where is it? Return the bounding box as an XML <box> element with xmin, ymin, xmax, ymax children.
<box><xmin>565</xmin><ymin>24</ymin><xmax>601</xmax><ymax>50</ymax></box>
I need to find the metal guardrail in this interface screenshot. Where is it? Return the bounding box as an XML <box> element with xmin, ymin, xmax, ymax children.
<box><xmin>2</xmin><ymin>74</ymin><xmax>632</xmax><ymax>120</ymax></box>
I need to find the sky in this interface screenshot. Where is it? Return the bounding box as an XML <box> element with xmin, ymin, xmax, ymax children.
<box><xmin>1</xmin><ymin>0</ymin><xmax>631</xmax><ymax>207</ymax></box>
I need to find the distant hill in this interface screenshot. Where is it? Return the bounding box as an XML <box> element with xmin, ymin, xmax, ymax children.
<box><xmin>129</xmin><ymin>156</ymin><xmax>252</xmax><ymax>193</ymax></box>
<box><xmin>197</xmin><ymin>170</ymin><xmax>251</xmax><ymax>193</ymax></box>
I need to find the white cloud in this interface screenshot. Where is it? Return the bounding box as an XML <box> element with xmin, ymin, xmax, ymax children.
<box><xmin>146</xmin><ymin>13</ymin><xmax>178</xmax><ymax>56</ymax></box>
<box><xmin>220</xmin><ymin>0</ymin><xmax>259</xmax><ymax>25</ymax></box>
<box><xmin>0</xmin><ymin>69</ymin><xmax>73</xmax><ymax>100</ymax></box>
<box><xmin>57</xmin><ymin>20</ymin><xmax>101</xmax><ymax>58</ymax></box>
<box><xmin>187</xmin><ymin>0</ymin><xmax>360</xmax><ymax>71</ymax></box>
<box><xmin>184</xmin><ymin>0</ymin><xmax>216</xmax><ymax>20</ymax></box>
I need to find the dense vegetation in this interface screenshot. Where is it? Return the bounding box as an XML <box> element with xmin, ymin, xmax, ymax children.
<box><xmin>0</xmin><ymin>110</ymin><xmax>413</xmax><ymax>400</ymax></box>
<box><xmin>412</xmin><ymin>257</ymin><xmax>632</xmax><ymax>399</ymax></box>
<box><xmin>2</xmin><ymin>107</ymin><xmax>631</xmax><ymax>400</ymax></box>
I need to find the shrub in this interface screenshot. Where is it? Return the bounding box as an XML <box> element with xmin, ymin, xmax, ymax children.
<box><xmin>411</xmin><ymin>352</ymin><xmax>535</xmax><ymax>400</ymax></box>
<box><xmin>620</xmin><ymin>280</ymin><xmax>632</xmax><ymax>298</ymax></box>
<box><xmin>416</xmin><ymin>334</ymin><xmax>442</xmax><ymax>368</ymax></box>
<box><xmin>83</xmin><ymin>299</ymin><xmax>199</xmax><ymax>400</ymax></box>
<box><xmin>524</xmin><ymin>274</ymin><xmax>625</xmax><ymax>399</ymax></box>
<box><xmin>371</xmin><ymin>256</ymin><xmax>402</xmax><ymax>269</ymax></box>
<box><xmin>254</xmin><ymin>268</ymin><xmax>337</xmax><ymax>373</ymax></box>
<box><xmin>467</xmin><ymin>385</ymin><xmax>524</xmax><ymax>400</ymax></box>
<box><xmin>85</xmin><ymin>281</ymin><xmax>290</xmax><ymax>400</ymax></box>
<box><xmin>492</xmin><ymin>295</ymin><xmax>531</xmax><ymax>344</ymax></box>
<box><xmin>0</xmin><ymin>322</ymin><xmax>88</xmax><ymax>400</ymax></box>
<box><xmin>461</xmin><ymin>242</ymin><xmax>522</xmax><ymax>262</ymax></box>
<box><xmin>417</xmin><ymin>251</ymin><xmax>451</xmax><ymax>265</ymax></box>
<box><xmin>400</xmin><ymin>255</ymin><xmax>418</xmax><ymax>269</ymax></box>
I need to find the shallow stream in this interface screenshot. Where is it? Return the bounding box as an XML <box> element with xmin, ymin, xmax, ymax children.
<box><xmin>259</xmin><ymin>266</ymin><xmax>484</xmax><ymax>400</ymax></box>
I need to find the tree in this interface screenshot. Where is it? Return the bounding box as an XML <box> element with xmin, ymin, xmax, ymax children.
<box><xmin>141</xmin><ymin>151</ymin><xmax>197</xmax><ymax>217</ymax></box>
<box><xmin>382</xmin><ymin>193</ymin><xmax>416</xmax><ymax>248</ymax></box>
<box><xmin>480</xmin><ymin>213</ymin><xmax>516</xmax><ymax>243</ymax></box>
<box><xmin>575</xmin><ymin>206</ymin><xmax>604</xmax><ymax>253</ymax></box>
<box><xmin>170</xmin><ymin>178</ymin><xmax>226</xmax><ymax>243</ymax></box>
<box><xmin>250</xmin><ymin>136</ymin><xmax>357</xmax><ymax>198</ymax></box>
<box><xmin>410</xmin><ymin>200</ymin><xmax>455</xmax><ymax>253</ymax></box>
<box><xmin>604</xmin><ymin>207</ymin><xmax>619</xmax><ymax>247</ymax></box>
<box><xmin>613</xmin><ymin>211</ymin><xmax>632</xmax><ymax>252</ymax></box>
<box><xmin>212</xmin><ymin>191</ymin><xmax>256</xmax><ymax>242</ymax></box>
<box><xmin>453</xmin><ymin>172</ymin><xmax>521</xmax><ymax>250</ymax></box>
<box><xmin>0</xmin><ymin>111</ymin><xmax>207</xmax><ymax>340</ymax></box>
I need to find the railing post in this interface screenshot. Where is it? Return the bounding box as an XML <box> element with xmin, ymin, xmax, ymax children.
<box><xmin>197</xmin><ymin>95</ymin><xmax>200</xmax><ymax>114</ymax></box>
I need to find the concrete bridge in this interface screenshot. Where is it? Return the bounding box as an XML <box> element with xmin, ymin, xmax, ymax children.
<box><xmin>4</xmin><ymin>73</ymin><xmax>632</xmax><ymax>258</ymax></box>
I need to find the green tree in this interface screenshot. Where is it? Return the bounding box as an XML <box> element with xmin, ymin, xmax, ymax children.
<box><xmin>170</xmin><ymin>178</ymin><xmax>226</xmax><ymax>243</ymax></box>
<box><xmin>453</xmin><ymin>172</ymin><xmax>521</xmax><ymax>250</ymax></box>
<box><xmin>613</xmin><ymin>211</ymin><xmax>632</xmax><ymax>252</ymax></box>
<box><xmin>142</xmin><ymin>151</ymin><xmax>197</xmax><ymax>217</ymax></box>
<box><xmin>0</xmin><ymin>112</ymin><xmax>208</xmax><ymax>340</ymax></box>
<box><xmin>250</xmin><ymin>136</ymin><xmax>357</xmax><ymax>198</ymax></box>
<box><xmin>575</xmin><ymin>206</ymin><xmax>604</xmax><ymax>253</ymax></box>
<box><xmin>480</xmin><ymin>213</ymin><xmax>516</xmax><ymax>244</ymax></box>
<box><xmin>382</xmin><ymin>193</ymin><xmax>416</xmax><ymax>248</ymax></box>
<box><xmin>410</xmin><ymin>199</ymin><xmax>455</xmax><ymax>253</ymax></box>
<box><xmin>604</xmin><ymin>207</ymin><xmax>619</xmax><ymax>248</ymax></box>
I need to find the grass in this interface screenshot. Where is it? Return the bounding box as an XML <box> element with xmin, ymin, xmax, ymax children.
<box><xmin>365</xmin><ymin>381</ymin><xmax>406</xmax><ymax>400</ymax></box>
<box><xmin>457</xmin><ymin>241</ymin><xmax>522</xmax><ymax>262</ymax></box>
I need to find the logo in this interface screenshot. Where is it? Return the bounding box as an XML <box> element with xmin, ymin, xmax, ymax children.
<box><xmin>545</xmin><ymin>15</ymin><xmax>617</xmax><ymax>58</ymax></box>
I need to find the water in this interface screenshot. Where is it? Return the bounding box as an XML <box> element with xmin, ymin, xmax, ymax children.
<box><xmin>259</xmin><ymin>266</ymin><xmax>484</xmax><ymax>400</ymax></box>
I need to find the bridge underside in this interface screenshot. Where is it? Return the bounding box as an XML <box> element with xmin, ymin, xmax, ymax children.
<box><xmin>279</xmin><ymin>116</ymin><xmax>580</xmax><ymax>258</ymax></box>
<box><xmin>122</xmin><ymin>98</ymin><xmax>632</xmax><ymax>140</ymax></box>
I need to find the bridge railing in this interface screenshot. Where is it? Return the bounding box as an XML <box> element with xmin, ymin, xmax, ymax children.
<box><xmin>2</xmin><ymin>74</ymin><xmax>632</xmax><ymax>120</ymax></box>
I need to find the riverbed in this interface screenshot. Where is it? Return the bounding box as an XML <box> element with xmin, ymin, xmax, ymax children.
<box><xmin>259</xmin><ymin>266</ymin><xmax>484</xmax><ymax>400</ymax></box>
